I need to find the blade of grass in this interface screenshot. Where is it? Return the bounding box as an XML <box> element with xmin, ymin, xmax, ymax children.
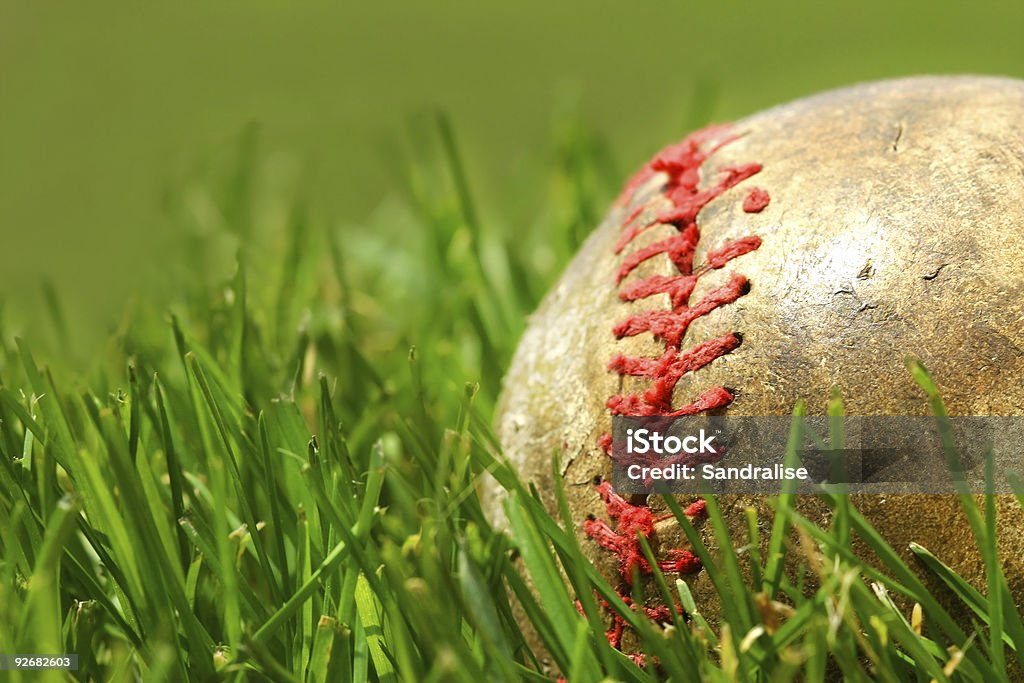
<box><xmin>765</xmin><ymin>400</ymin><xmax>806</xmax><ymax>597</ymax></box>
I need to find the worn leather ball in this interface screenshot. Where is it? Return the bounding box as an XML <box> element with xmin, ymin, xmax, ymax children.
<box><xmin>488</xmin><ymin>76</ymin><xmax>1024</xmax><ymax>636</ymax></box>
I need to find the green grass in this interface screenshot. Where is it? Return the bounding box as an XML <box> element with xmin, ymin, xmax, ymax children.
<box><xmin>2</xmin><ymin>119</ymin><xmax>1024</xmax><ymax>682</ymax></box>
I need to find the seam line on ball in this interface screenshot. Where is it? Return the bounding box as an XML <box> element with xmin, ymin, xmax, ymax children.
<box><xmin>584</xmin><ymin>124</ymin><xmax>770</xmax><ymax>644</ymax></box>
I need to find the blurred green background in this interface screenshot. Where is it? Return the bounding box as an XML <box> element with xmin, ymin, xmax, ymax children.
<box><xmin>2</xmin><ymin>1</ymin><xmax>1023</xmax><ymax>348</ymax></box>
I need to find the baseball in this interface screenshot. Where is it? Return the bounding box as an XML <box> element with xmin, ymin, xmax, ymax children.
<box><xmin>489</xmin><ymin>76</ymin><xmax>1024</xmax><ymax>641</ymax></box>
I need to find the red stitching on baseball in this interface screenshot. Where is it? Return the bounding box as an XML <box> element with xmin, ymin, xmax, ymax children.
<box><xmin>575</xmin><ymin>591</ymin><xmax>684</xmax><ymax>651</ymax></box>
<box><xmin>743</xmin><ymin>187</ymin><xmax>771</xmax><ymax>213</ymax></box>
<box><xmin>602</xmin><ymin>124</ymin><xmax>764</xmax><ymax>442</ymax></box>
<box><xmin>585</xmin><ymin>124</ymin><xmax>767</xmax><ymax>633</ymax></box>
<box><xmin>606</xmin><ymin>123</ymin><xmax>764</xmax><ymax>434</ymax></box>
<box><xmin>584</xmin><ymin>479</ymin><xmax>703</xmax><ymax>585</ymax></box>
